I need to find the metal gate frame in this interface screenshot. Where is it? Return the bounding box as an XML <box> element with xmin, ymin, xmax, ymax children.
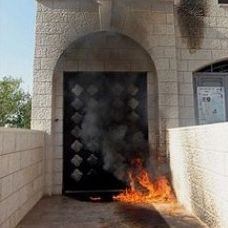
<box><xmin>63</xmin><ymin>72</ymin><xmax>148</xmax><ymax>194</ymax></box>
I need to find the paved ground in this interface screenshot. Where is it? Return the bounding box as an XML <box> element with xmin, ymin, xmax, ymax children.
<box><xmin>17</xmin><ymin>196</ymin><xmax>207</xmax><ymax>228</ymax></box>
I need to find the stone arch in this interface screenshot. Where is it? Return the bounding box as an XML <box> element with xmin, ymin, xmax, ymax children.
<box><xmin>51</xmin><ymin>31</ymin><xmax>159</xmax><ymax>194</ymax></box>
<box><xmin>54</xmin><ymin>31</ymin><xmax>156</xmax><ymax>71</ymax></box>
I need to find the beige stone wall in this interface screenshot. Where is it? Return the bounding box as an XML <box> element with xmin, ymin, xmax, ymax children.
<box><xmin>174</xmin><ymin>0</ymin><xmax>228</xmax><ymax>126</ymax></box>
<box><xmin>0</xmin><ymin>128</ymin><xmax>45</xmax><ymax>228</ymax></box>
<box><xmin>168</xmin><ymin>123</ymin><xmax>228</xmax><ymax>228</ymax></box>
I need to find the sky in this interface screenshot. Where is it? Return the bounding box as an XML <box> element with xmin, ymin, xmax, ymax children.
<box><xmin>0</xmin><ymin>0</ymin><xmax>36</xmax><ymax>93</ymax></box>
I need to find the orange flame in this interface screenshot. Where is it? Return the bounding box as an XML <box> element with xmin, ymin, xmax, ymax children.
<box><xmin>113</xmin><ymin>159</ymin><xmax>175</xmax><ymax>203</ymax></box>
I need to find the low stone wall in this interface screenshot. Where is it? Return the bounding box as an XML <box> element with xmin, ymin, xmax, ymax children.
<box><xmin>0</xmin><ymin>128</ymin><xmax>45</xmax><ymax>228</ymax></box>
<box><xmin>168</xmin><ymin>123</ymin><xmax>228</xmax><ymax>228</ymax></box>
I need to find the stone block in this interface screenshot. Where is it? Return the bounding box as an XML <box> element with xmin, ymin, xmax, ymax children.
<box><xmin>54</xmin><ymin>146</ymin><xmax>63</xmax><ymax>159</ymax></box>
<box><xmin>184</xmin><ymin>95</ymin><xmax>194</xmax><ymax>107</ymax></box>
<box><xmin>156</xmin><ymin>35</ymin><xmax>175</xmax><ymax>47</ymax></box>
<box><xmin>220</xmin><ymin>40</ymin><xmax>228</xmax><ymax>49</ymax></box>
<box><xmin>164</xmin><ymin>47</ymin><xmax>176</xmax><ymax>58</ymax></box>
<box><xmin>32</xmin><ymin>95</ymin><xmax>52</xmax><ymax>108</ymax></box>
<box><xmin>188</xmin><ymin>60</ymin><xmax>210</xmax><ymax>72</ymax></box>
<box><xmin>8</xmin><ymin>153</ymin><xmax>20</xmax><ymax>174</ymax></box>
<box><xmin>159</xmin><ymin>105</ymin><xmax>179</xmax><ymax>119</ymax></box>
<box><xmin>158</xmin><ymin>81</ymin><xmax>178</xmax><ymax>94</ymax></box>
<box><xmin>177</xmin><ymin>60</ymin><xmax>188</xmax><ymax>71</ymax></box>
<box><xmin>54</xmin><ymin>172</ymin><xmax>62</xmax><ymax>185</ymax></box>
<box><xmin>0</xmin><ymin>132</ymin><xmax>3</xmax><ymax>155</ymax></box>
<box><xmin>212</xmin><ymin>49</ymin><xmax>228</xmax><ymax>60</ymax></box>
<box><xmin>158</xmin><ymin>70</ymin><xmax>177</xmax><ymax>82</ymax></box>
<box><xmin>166</xmin><ymin>13</ymin><xmax>174</xmax><ymax>24</ymax></box>
<box><xmin>153</xmin><ymin>24</ymin><xmax>169</xmax><ymax>35</ymax></box>
<box><xmin>20</xmin><ymin>150</ymin><xmax>32</xmax><ymax>169</ymax></box>
<box><xmin>33</xmin><ymin>82</ymin><xmax>53</xmax><ymax>95</ymax></box>
<box><xmin>34</xmin><ymin>58</ymin><xmax>41</xmax><ymax>70</ymax></box>
<box><xmin>33</xmin><ymin>69</ymin><xmax>52</xmax><ymax>82</ymax></box>
<box><xmin>32</xmin><ymin>108</ymin><xmax>52</xmax><ymax>120</ymax></box>
<box><xmin>64</xmin><ymin>60</ymin><xmax>78</xmax><ymax>71</ymax></box>
<box><xmin>41</xmin><ymin>57</ymin><xmax>58</xmax><ymax>70</ymax></box>
<box><xmin>55</xmin><ymin>95</ymin><xmax>63</xmax><ymax>109</ymax></box>
<box><xmin>12</xmin><ymin>171</ymin><xmax>23</xmax><ymax>192</ymax></box>
<box><xmin>1</xmin><ymin>174</ymin><xmax>13</xmax><ymax>200</ymax></box>
<box><xmin>169</xmin><ymin>58</ymin><xmax>177</xmax><ymax>70</ymax></box>
<box><xmin>155</xmin><ymin>58</ymin><xmax>170</xmax><ymax>70</ymax></box>
<box><xmin>54</xmin><ymin>133</ymin><xmax>63</xmax><ymax>146</ymax></box>
<box><xmin>0</xmin><ymin>199</ymin><xmax>8</xmax><ymax>224</ymax></box>
<box><xmin>183</xmin><ymin>72</ymin><xmax>193</xmax><ymax>83</ymax></box>
<box><xmin>0</xmin><ymin>155</ymin><xmax>9</xmax><ymax>178</ymax></box>
<box><xmin>37</xmin><ymin>1</ymin><xmax>53</xmax><ymax>12</ymax></box>
<box><xmin>160</xmin><ymin>118</ymin><xmax>179</xmax><ymax>129</ymax></box>
<box><xmin>54</xmin><ymin>159</ymin><xmax>63</xmax><ymax>172</ymax></box>
<box><xmin>16</xmin><ymin>132</ymin><xmax>30</xmax><ymax>151</ymax></box>
<box><xmin>54</xmin><ymin>120</ymin><xmax>63</xmax><ymax>133</ymax></box>
<box><xmin>31</xmin><ymin>119</ymin><xmax>51</xmax><ymax>132</ymax></box>
<box><xmin>78</xmin><ymin>60</ymin><xmax>104</xmax><ymax>71</ymax></box>
<box><xmin>55</xmin><ymin>108</ymin><xmax>63</xmax><ymax>121</ymax></box>
<box><xmin>204</xmin><ymin>27</ymin><xmax>218</xmax><ymax>39</ymax></box>
<box><xmin>181</xmin><ymin>49</ymin><xmax>212</xmax><ymax>61</ymax></box>
<box><xmin>53</xmin><ymin>185</ymin><xmax>62</xmax><ymax>195</ymax></box>
<box><xmin>42</xmin><ymin>12</ymin><xmax>68</xmax><ymax>23</ymax></box>
<box><xmin>151</xmin><ymin>13</ymin><xmax>167</xmax><ymax>24</ymax></box>
<box><xmin>179</xmin><ymin>83</ymin><xmax>194</xmax><ymax>95</ymax></box>
<box><xmin>104</xmin><ymin>60</ymin><xmax>131</xmax><ymax>71</ymax></box>
<box><xmin>3</xmin><ymin>133</ymin><xmax>16</xmax><ymax>155</ymax></box>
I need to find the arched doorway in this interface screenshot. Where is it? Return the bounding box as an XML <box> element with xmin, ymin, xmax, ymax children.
<box><xmin>194</xmin><ymin>60</ymin><xmax>228</xmax><ymax>125</ymax></box>
<box><xmin>53</xmin><ymin>31</ymin><xmax>158</xmax><ymax>194</ymax></box>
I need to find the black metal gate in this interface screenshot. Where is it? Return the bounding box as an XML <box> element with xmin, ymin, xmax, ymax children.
<box><xmin>63</xmin><ymin>72</ymin><xmax>148</xmax><ymax>193</ymax></box>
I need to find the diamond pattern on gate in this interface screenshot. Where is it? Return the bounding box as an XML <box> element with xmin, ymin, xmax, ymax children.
<box><xmin>71</xmin><ymin>98</ymin><xmax>83</xmax><ymax>110</ymax></box>
<box><xmin>87</xmin><ymin>85</ymin><xmax>98</xmax><ymax>96</ymax></box>
<box><xmin>128</xmin><ymin>98</ymin><xmax>139</xmax><ymax>110</ymax></box>
<box><xmin>72</xmin><ymin>84</ymin><xmax>83</xmax><ymax>96</ymax></box>
<box><xmin>111</xmin><ymin>110</ymin><xmax>124</xmax><ymax>122</ymax></box>
<box><xmin>87</xmin><ymin>98</ymin><xmax>98</xmax><ymax>108</ymax></box>
<box><xmin>71</xmin><ymin>126</ymin><xmax>81</xmax><ymax>138</ymax></box>
<box><xmin>113</xmin><ymin>98</ymin><xmax>124</xmax><ymax>109</ymax></box>
<box><xmin>71</xmin><ymin>169</ymin><xmax>83</xmax><ymax>182</ymax></box>
<box><xmin>71</xmin><ymin>154</ymin><xmax>83</xmax><ymax>167</ymax></box>
<box><xmin>128</xmin><ymin>111</ymin><xmax>139</xmax><ymax>122</ymax></box>
<box><xmin>71</xmin><ymin>113</ymin><xmax>82</xmax><ymax>124</ymax></box>
<box><xmin>87</xmin><ymin>154</ymin><xmax>98</xmax><ymax>166</ymax></box>
<box><xmin>87</xmin><ymin>169</ymin><xmax>97</xmax><ymax>177</ymax></box>
<box><xmin>112</xmin><ymin>83</ymin><xmax>124</xmax><ymax>96</ymax></box>
<box><xmin>128</xmin><ymin>84</ymin><xmax>139</xmax><ymax>96</ymax></box>
<box><xmin>71</xmin><ymin>140</ymin><xmax>83</xmax><ymax>152</ymax></box>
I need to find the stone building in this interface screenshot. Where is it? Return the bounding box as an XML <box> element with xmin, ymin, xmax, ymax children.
<box><xmin>1</xmin><ymin>1</ymin><xmax>228</xmax><ymax>227</ymax></box>
<box><xmin>32</xmin><ymin>0</ymin><xmax>228</xmax><ymax>197</ymax></box>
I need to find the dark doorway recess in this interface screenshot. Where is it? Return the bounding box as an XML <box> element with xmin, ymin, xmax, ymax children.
<box><xmin>63</xmin><ymin>72</ymin><xmax>148</xmax><ymax>194</ymax></box>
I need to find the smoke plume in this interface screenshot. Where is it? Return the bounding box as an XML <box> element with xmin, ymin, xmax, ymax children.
<box><xmin>79</xmin><ymin>74</ymin><xmax>148</xmax><ymax>182</ymax></box>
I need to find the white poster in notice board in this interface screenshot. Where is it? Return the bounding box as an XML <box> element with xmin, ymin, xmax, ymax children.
<box><xmin>197</xmin><ymin>87</ymin><xmax>226</xmax><ymax>124</ymax></box>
